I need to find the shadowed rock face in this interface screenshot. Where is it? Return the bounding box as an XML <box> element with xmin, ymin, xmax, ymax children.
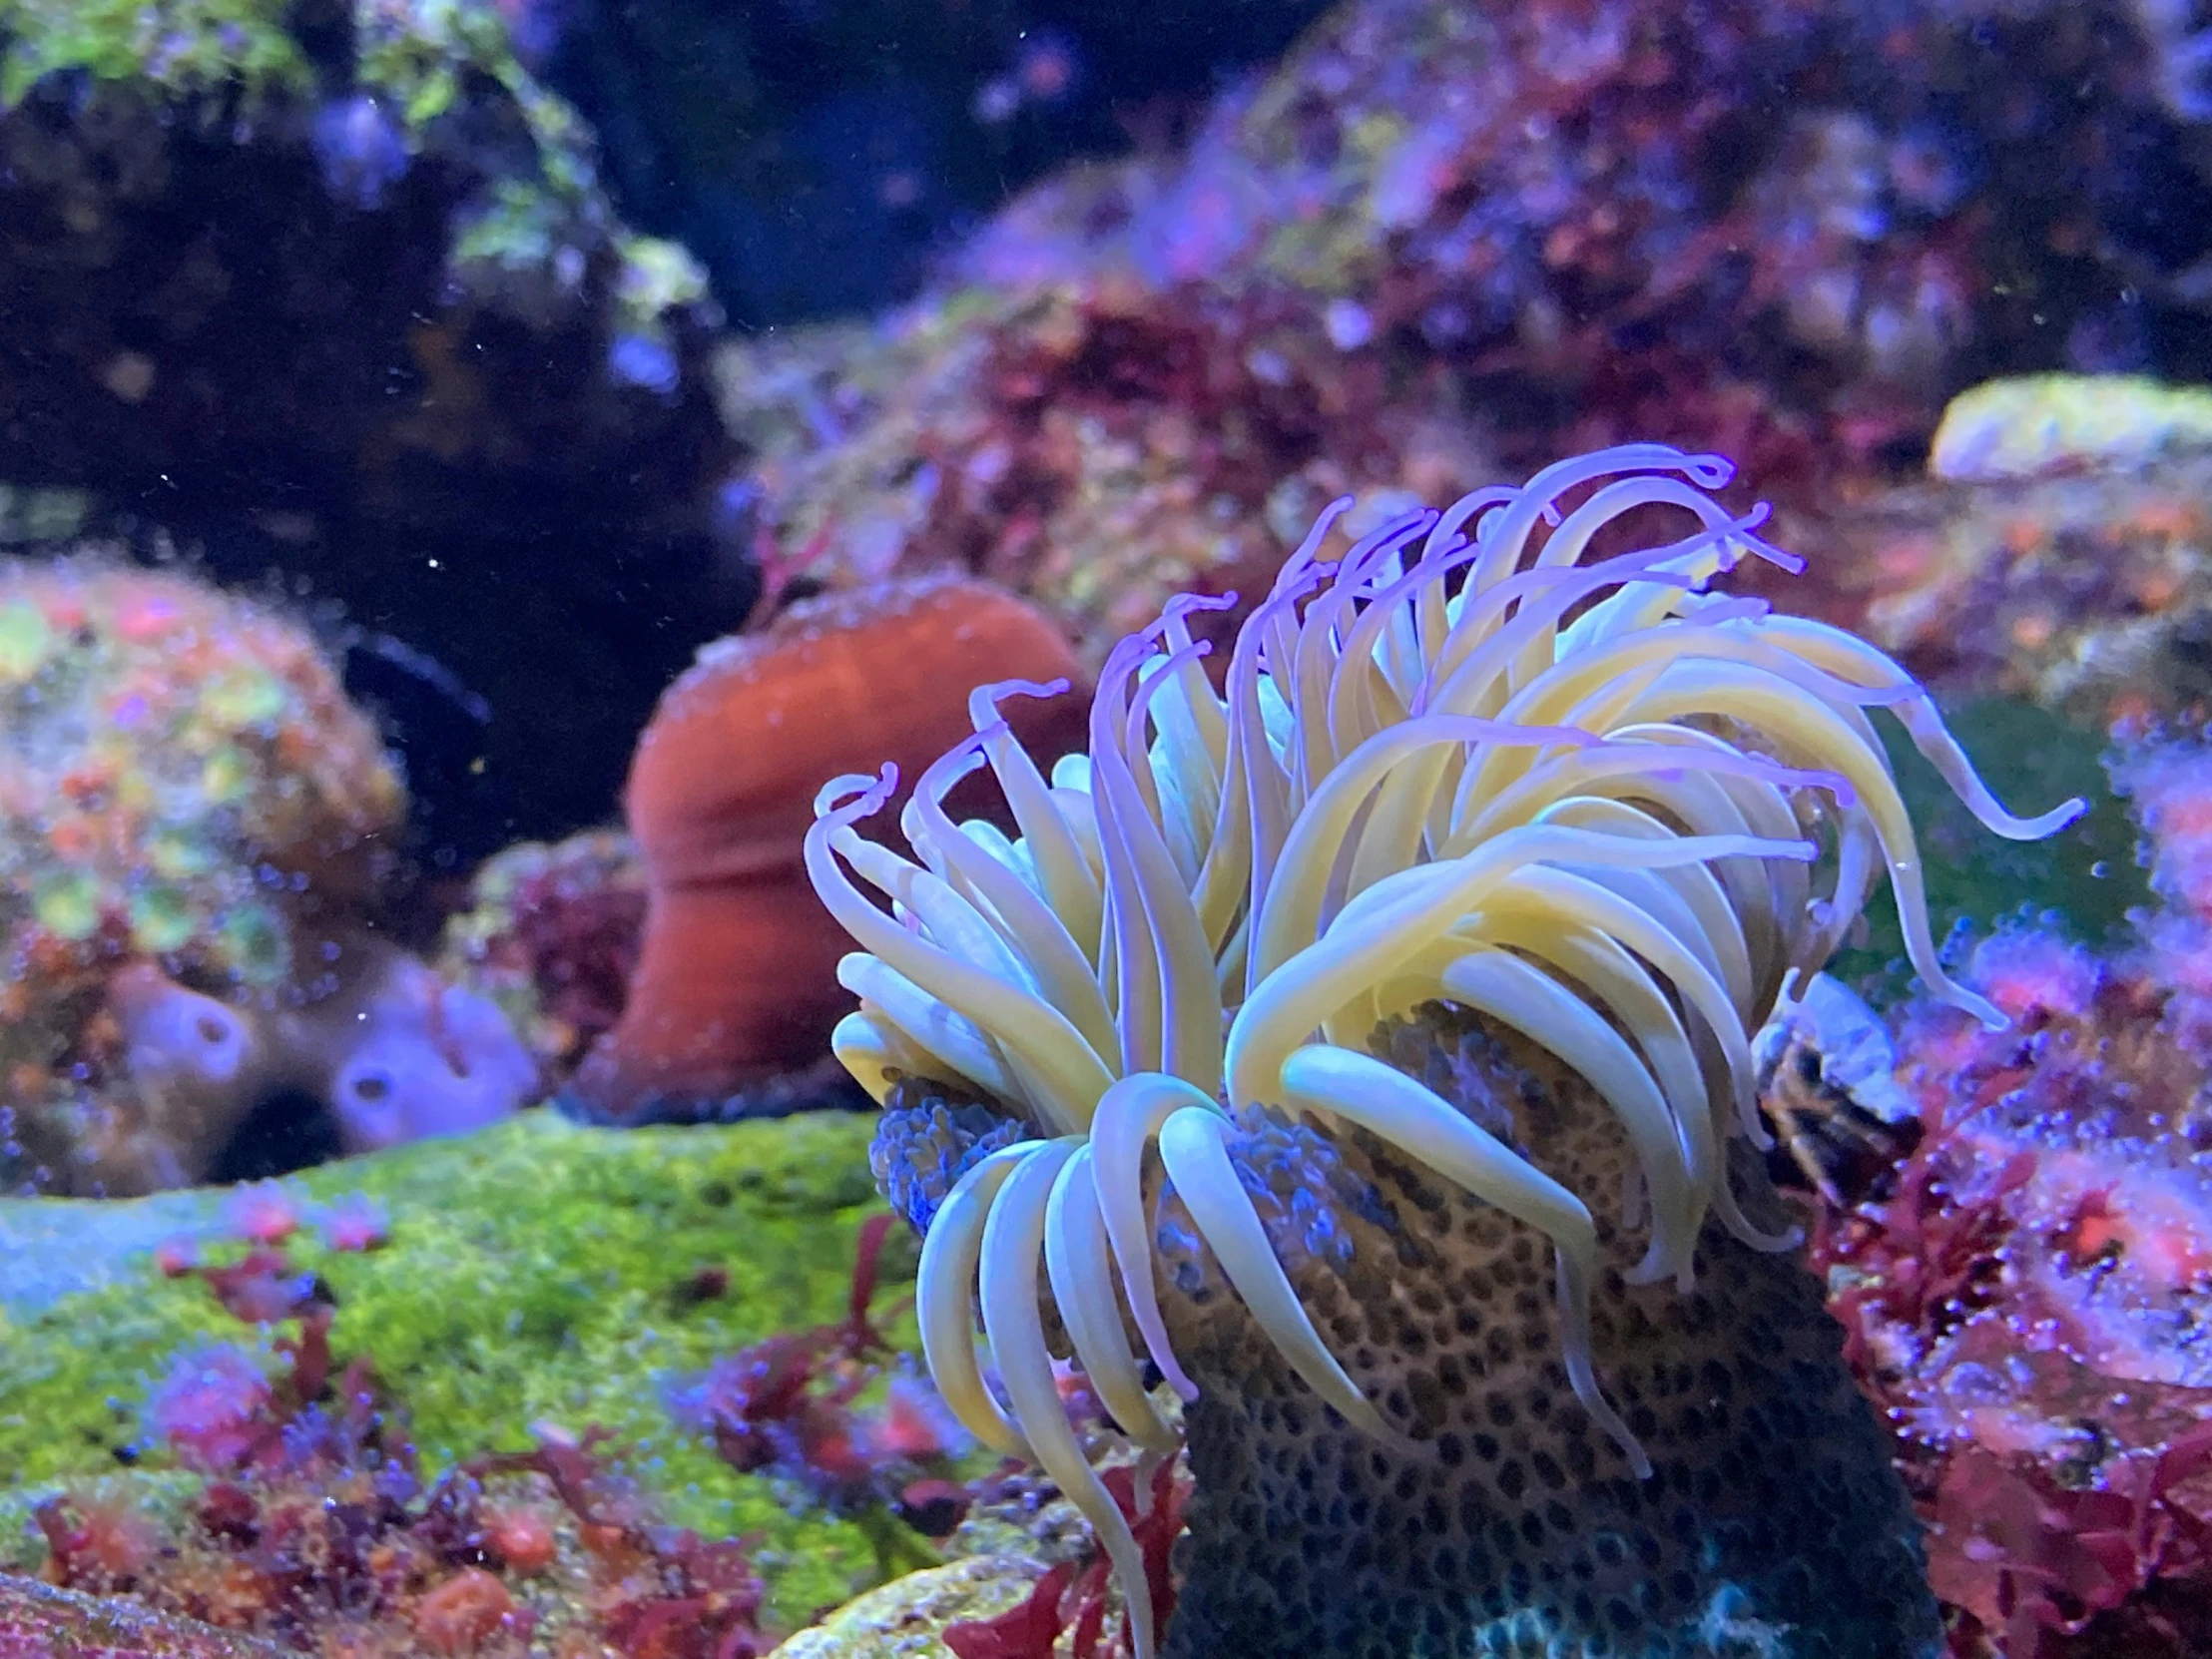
<box><xmin>0</xmin><ymin>23</ymin><xmax>748</xmax><ymax>857</ymax></box>
<box><xmin>1153</xmin><ymin>1005</ymin><xmax>1940</xmax><ymax>1659</ymax></box>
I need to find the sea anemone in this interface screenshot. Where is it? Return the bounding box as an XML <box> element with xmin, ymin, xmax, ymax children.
<box><xmin>808</xmin><ymin>444</ymin><xmax>2085</xmax><ymax>1657</ymax></box>
<box><xmin>570</xmin><ymin>573</ymin><xmax>1088</xmax><ymax>1123</ymax></box>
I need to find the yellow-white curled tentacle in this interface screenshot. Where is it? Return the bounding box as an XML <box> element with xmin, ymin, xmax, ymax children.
<box><xmin>917</xmin><ymin>1141</ymin><xmax>1045</xmax><ymax>1456</ymax></box>
<box><xmin>978</xmin><ymin>1139</ymin><xmax>1162</xmax><ymax>1659</ymax></box>
<box><xmin>1045</xmin><ymin>1144</ymin><xmax>1182</xmax><ymax>1455</ymax></box>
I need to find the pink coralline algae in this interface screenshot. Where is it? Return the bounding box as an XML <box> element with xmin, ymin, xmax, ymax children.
<box><xmin>1811</xmin><ymin>737</ymin><xmax>2212</xmax><ymax>1657</ymax></box>
<box><xmin>2110</xmin><ymin>734</ymin><xmax>2212</xmax><ymax>1055</ymax></box>
<box><xmin>0</xmin><ymin>1574</ymin><xmax>289</xmax><ymax>1659</ymax></box>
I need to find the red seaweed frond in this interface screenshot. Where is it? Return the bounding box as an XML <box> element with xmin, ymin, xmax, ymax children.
<box><xmin>673</xmin><ymin>1214</ymin><xmax>967</xmax><ymax>1526</ymax></box>
<box><xmin>944</xmin><ymin>1457</ymin><xmax>1190</xmax><ymax>1659</ymax></box>
<box><xmin>1928</xmin><ymin>1425</ymin><xmax>2212</xmax><ymax>1658</ymax></box>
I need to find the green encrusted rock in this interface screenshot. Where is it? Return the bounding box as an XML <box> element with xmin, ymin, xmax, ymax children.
<box><xmin>768</xmin><ymin>1555</ymin><xmax>1050</xmax><ymax>1659</ymax></box>
<box><xmin>0</xmin><ymin>0</ymin><xmax>713</xmax><ymax>396</ymax></box>
<box><xmin>1828</xmin><ymin>696</ymin><xmax>2150</xmax><ymax>993</ymax></box>
<box><xmin>0</xmin><ymin>0</ymin><xmax>308</xmax><ymax>107</ymax></box>
<box><xmin>0</xmin><ymin>1110</ymin><xmax>917</xmax><ymax>1628</ymax></box>
<box><xmin>0</xmin><ymin>0</ymin><xmax>737</xmax><ymax>841</ymax></box>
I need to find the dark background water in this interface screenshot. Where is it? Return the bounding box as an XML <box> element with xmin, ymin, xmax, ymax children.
<box><xmin>539</xmin><ymin>0</ymin><xmax>1337</xmax><ymax>325</ymax></box>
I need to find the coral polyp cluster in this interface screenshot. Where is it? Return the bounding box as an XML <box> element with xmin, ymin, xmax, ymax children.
<box><xmin>811</xmin><ymin>444</ymin><xmax>2084</xmax><ymax>1656</ymax></box>
<box><xmin>0</xmin><ymin>556</ymin><xmax>401</xmax><ymax>979</ymax></box>
<box><xmin>0</xmin><ymin>556</ymin><xmax>545</xmax><ymax>1195</ymax></box>
<box><xmin>0</xmin><ymin>557</ymin><xmax>413</xmax><ymax>1193</ymax></box>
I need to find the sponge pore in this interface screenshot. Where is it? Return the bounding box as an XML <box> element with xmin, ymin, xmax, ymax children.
<box><xmin>321</xmin><ymin>958</ymin><xmax>540</xmax><ymax>1153</ymax></box>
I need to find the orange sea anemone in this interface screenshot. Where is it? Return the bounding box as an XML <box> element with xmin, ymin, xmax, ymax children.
<box><xmin>570</xmin><ymin>573</ymin><xmax>1089</xmax><ymax>1122</ymax></box>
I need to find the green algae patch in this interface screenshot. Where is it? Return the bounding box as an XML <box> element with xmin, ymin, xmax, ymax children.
<box><xmin>0</xmin><ymin>1110</ymin><xmax>914</xmax><ymax>1628</ymax></box>
<box><xmin>1829</xmin><ymin>695</ymin><xmax>2149</xmax><ymax>994</ymax></box>
<box><xmin>0</xmin><ymin>0</ymin><xmax>312</xmax><ymax>108</ymax></box>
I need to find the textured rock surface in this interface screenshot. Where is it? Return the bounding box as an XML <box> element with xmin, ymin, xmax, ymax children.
<box><xmin>766</xmin><ymin>1555</ymin><xmax>1049</xmax><ymax>1659</ymax></box>
<box><xmin>0</xmin><ymin>1571</ymin><xmax>288</xmax><ymax>1658</ymax></box>
<box><xmin>1853</xmin><ymin>441</ymin><xmax>2212</xmax><ymax>733</ymax></box>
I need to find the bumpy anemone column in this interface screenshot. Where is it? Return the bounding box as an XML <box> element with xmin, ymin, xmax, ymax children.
<box><xmin>1152</xmin><ymin>1008</ymin><xmax>1937</xmax><ymax>1658</ymax></box>
<box><xmin>810</xmin><ymin>445</ymin><xmax>2084</xmax><ymax>1659</ymax></box>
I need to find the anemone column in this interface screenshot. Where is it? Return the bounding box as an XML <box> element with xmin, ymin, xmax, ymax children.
<box><xmin>1153</xmin><ymin>1008</ymin><xmax>1940</xmax><ymax>1659</ymax></box>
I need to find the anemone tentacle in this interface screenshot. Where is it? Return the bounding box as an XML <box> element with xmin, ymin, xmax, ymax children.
<box><xmin>809</xmin><ymin>443</ymin><xmax>2085</xmax><ymax>1658</ymax></box>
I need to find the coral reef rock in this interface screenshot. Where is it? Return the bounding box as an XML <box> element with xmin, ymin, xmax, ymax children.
<box><xmin>718</xmin><ymin>0</ymin><xmax>2212</xmax><ymax>662</ymax></box>
<box><xmin>0</xmin><ymin>0</ymin><xmax>748</xmax><ymax>849</ymax></box>
<box><xmin>0</xmin><ymin>1571</ymin><xmax>288</xmax><ymax>1658</ymax></box>
<box><xmin>1841</xmin><ymin>377</ymin><xmax>2212</xmax><ymax>729</ymax></box>
<box><xmin>768</xmin><ymin>1555</ymin><xmax>1049</xmax><ymax>1659</ymax></box>
<box><xmin>1930</xmin><ymin>374</ymin><xmax>2212</xmax><ymax>484</ymax></box>
<box><xmin>716</xmin><ymin>279</ymin><xmax>1491</xmax><ymax>672</ymax></box>
<box><xmin>1797</xmin><ymin>735</ymin><xmax>2212</xmax><ymax>1657</ymax></box>
<box><xmin>0</xmin><ymin>556</ymin><xmax>533</xmax><ymax>1196</ymax></box>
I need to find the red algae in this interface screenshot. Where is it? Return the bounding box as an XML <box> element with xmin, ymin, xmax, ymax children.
<box><xmin>942</xmin><ymin>1460</ymin><xmax>1191</xmax><ymax>1659</ymax></box>
<box><xmin>1806</xmin><ymin>737</ymin><xmax>2212</xmax><ymax>1655</ymax></box>
<box><xmin>672</xmin><ymin>1214</ymin><xmax>974</xmax><ymax>1531</ymax></box>
<box><xmin>436</xmin><ymin>830</ymin><xmax>650</xmax><ymax>1091</ymax></box>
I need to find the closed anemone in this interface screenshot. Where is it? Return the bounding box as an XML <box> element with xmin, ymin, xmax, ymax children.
<box><xmin>804</xmin><ymin>443</ymin><xmax>2085</xmax><ymax>1659</ymax></box>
